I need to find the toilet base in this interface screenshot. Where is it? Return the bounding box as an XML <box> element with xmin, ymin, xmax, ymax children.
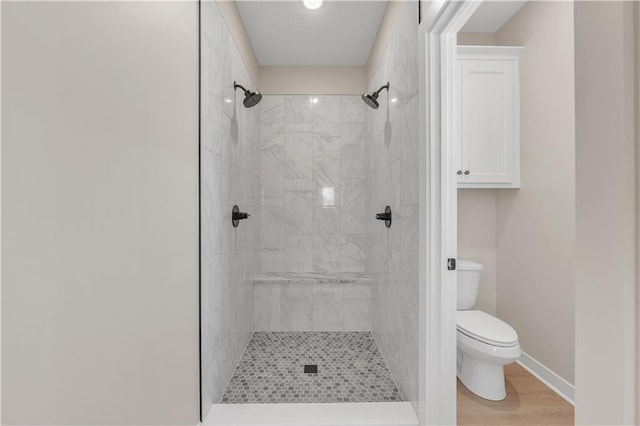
<box><xmin>457</xmin><ymin>351</ymin><xmax>507</xmax><ymax>401</ymax></box>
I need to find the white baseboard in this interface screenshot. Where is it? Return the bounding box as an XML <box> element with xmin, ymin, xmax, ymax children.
<box><xmin>516</xmin><ymin>351</ymin><xmax>575</xmax><ymax>406</ymax></box>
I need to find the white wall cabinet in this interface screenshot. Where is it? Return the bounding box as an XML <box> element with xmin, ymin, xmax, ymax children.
<box><xmin>456</xmin><ymin>46</ymin><xmax>523</xmax><ymax>188</ymax></box>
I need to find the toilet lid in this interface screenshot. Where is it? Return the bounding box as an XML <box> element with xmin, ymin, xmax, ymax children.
<box><xmin>457</xmin><ymin>310</ymin><xmax>518</xmax><ymax>347</ymax></box>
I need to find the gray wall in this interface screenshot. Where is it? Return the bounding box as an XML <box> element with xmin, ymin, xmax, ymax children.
<box><xmin>1</xmin><ymin>2</ymin><xmax>199</xmax><ymax>424</ymax></box>
<box><xmin>366</xmin><ymin>0</ymin><xmax>420</xmax><ymax>410</ymax></box>
<box><xmin>456</xmin><ymin>3</ymin><xmax>577</xmax><ymax>386</ymax></box>
<box><xmin>495</xmin><ymin>0</ymin><xmax>576</xmax><ymax>385</ymax></box>
<box><xmin>575</xmin><ymin>1</ymin><xmax>637</xmax><ymax>423</ymax></box>
<box><xmin>200</xmin><ymin>1</ymin><xmax>260</xmax><ymax>417</ymax></box>
<box><xmin>258</xmin><ymin>95</ymin><xmax>367</xmax><ymax>274</ymax></box>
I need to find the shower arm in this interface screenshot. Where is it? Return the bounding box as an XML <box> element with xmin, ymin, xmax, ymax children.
<box><xmin>374</xmin><ymin>83</ymin><xmax>390</xmax><ymax>96</ymax></box>
<box><xmin>233</xmin><ymin>82</ymin><xmax>247</xmax><ymax>93</ymax></box>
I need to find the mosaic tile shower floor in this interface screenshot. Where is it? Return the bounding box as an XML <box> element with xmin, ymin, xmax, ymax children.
<box><xmin>221</xmin><ymin>332</ymin><xmax>403</xmax><ymax>404</ymax></box>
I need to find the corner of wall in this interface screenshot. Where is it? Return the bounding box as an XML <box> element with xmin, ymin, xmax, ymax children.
<box><xmin>216</xmin><ymin>0</ymin><xmax>260</xmax><ymax>85</ymax></box>
<box><xmin>365</xmin><ymin>0</ymin><xmax>406</xmax><ymax>84</ymax></box>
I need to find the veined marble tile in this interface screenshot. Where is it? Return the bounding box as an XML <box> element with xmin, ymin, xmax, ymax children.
<box><xmin>400</xmin><ymin>96</ymin><xmax>419</xmax><ymax>205</ymax></box>
<box><xmin>341</xmin><ymin>179</ymin><xmax>365</xmax><ymax>234</ymax></box>
<box><xmin>313</xmin><ymin>207</ymin><xmax>340</xmax><ymax>263</ymax></box>
<box><xmin>281</xmin><ymin>299</ymin><xmax>313</xmax><ymax>331</ymax></box>
<box><xmin>343</xmin><ymin>283</ymin><xmax>372</xmax><ymax>300</ymax></box>
<box><xmin>341</xmin><ymin>123</ymin><xmax>366</xmax><ymax>179</ymax></box>
<box><xmin>344</xmin><ymin>300</ymin><xmax>371</xmax><ymax>331</ymax></box>
<box><xmin>201</xmin><ymin>149</ymin><xmax>223</xmax><ymax>262</ymax></box>
<box><xmin>200</xmin><ymin>31</ymin><xmax>223</xmax><ymax>156</ymax></box>
<box><xmin>340</xmin><ymin>234</ymin><xmax>366</xmax><ymax>273</ymax></box>
<box><xmin>259</xmin><ymin>96</ymin><xmax>285</xmax><ymax>151</ymax></box>
<box><xmin>201</xmin><ymin>1</ymin><xmax>221</xmax><ymax>45</ymax></box>
<box><xmin>400</xmin><ymin>204</ymin><xmax>419</xmax><ymax>286</ymax></box>
<box><xmin>281</xmin><ymin>283</ymin><xmax>313</xmax><ymax>300</ymax></box>
<box><xmin>260</xmin><ymin>148</ymin><xmax>284</xmax><ymax>206</ymax></box>
<box><xmin>312</xmin><ymin>150</ymin><xmax>341</xmax><ymax>207</ymax></box>
<box><xmin>254</xmin><ymin>284</ymin><xmax>282</xmax><ymax>331</ymax></box>
<box><xmin>312</xmin><ymin>284</ymin><xmax>344</xmax><ymax>331</ymax></box>
<box><xmin>284</xmin><ymin>179</ymin><xmax>312</xmax><ymax>235</ymax></box>
<box><xmin>395</xmin><ymin>2</ymin><xmax>419</xmax><ymax>109</ymax></box>
<box><xmin>202</xmin><ymin>9</ymin><xmax>259</xmax><ymax>416</ymax></box>
<box><xmin>285</xmin><ymin>235</ymin><xmax>312</xmax><ymax>273</ymax></box>
<box><xmin>383</xmin><ymin>27</ymin><xmax>398</xmax><ymax>86</ymax></box>
<box><xmin>364</xmin><ymin>13</ymin><xmax>420</xmax><ymax>407</ymax></box>
<box><xmin>312</xmin><ymin>96</ymin><xmax>341</xmax><ymax>151</ymax></box>
<box><xmin>260</xmin><ymin>206</ymin><xmax>285</xmax><ymax>263</ymax></box>
<box><xmin>259</xmin><ymin>260</ymin><xmax>284</xmax><ymax>273</ymax></box>
<box><xmin>222</xmin><ymin>26</ymin><xmax>240</xmax><ymax>119</ymax></box>
<box><xmin>341</xmin><ymin>96</ymin><xmax>365</xmax><ymax>124</ymax></box>
<box><xmin>285</xmin><ymin>96</ymin><xmax>312</xmax><ymax>123</ymax></box>
<box><xmin>389</xmin><ymin>158</ymin><xmax>402</xmax><ymax>209</ymax></box>
<box><xmin>313</xmin><ymin>262</ymin><xmax>340</xmax><ymax>273</ymax></box>
<box><xmin>285</xmin><ymin>123</ymin><xmax>313</xmax><ymax>179</ymax></box>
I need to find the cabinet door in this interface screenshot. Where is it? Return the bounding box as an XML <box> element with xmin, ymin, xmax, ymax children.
<box><xmin>460</xmin><ymin>59</ymin><xmax>518</xmax><ymax>185</ymax></box>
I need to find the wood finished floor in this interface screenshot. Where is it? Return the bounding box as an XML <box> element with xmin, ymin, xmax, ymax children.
<box><xmin>457</xmin><ymin>363</ymin><xmax>574</xmax><ymax>425</ymax></box>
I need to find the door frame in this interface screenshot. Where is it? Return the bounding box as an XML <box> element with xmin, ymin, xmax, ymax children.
<box><xmin>417</xmin><ymin>1</ymin><xmax>482</xmax><ymax>424</ymax></box>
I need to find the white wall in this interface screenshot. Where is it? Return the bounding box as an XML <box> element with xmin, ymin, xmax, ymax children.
<box><xmin>575</xmin><ymin>1</ymin><xmax>637</xmax><ymax>423</ymax></box>
<box><xmin>494</xmin><ymin>0</ymin><xmax>576</xmax><ymax>385</ymax></box>
<box><xmin>1</xmin><ymin>2</ymin><xmax>199</xmax><ymax>424</ymax></box>
<box><xmin>200</xmin><ymin>1</ymin><xmax>259</xmax><ymax>417</ymax></box>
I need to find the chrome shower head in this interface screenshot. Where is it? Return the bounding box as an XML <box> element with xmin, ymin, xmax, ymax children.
<box><xmin>234</xmin><ymin>82</ymin><xmax>262</xmax><ymax>108</ymax></box>
<box><xmin>361</xmin><ymin>82</ymin><xmax>390</xmax><ymax>109</ymax></box>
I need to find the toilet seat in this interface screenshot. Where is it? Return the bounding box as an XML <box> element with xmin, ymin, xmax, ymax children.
<box><xmin>457</xmin><ymin>310</ymin><xmax>518</xmax><ymax>348</ymax></box>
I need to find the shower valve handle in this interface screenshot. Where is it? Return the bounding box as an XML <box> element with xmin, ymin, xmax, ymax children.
<box><xmin>232</xmin><ymin>205</ymin><xmax>250</xmax><ymax>228</ymax></box>
<box><xmin>376</xmin><ymin>206</ymin><xmax>392</xmax><ymax>228</ymax></box>
<box><xmin>234</xmin><ymin>211</ymin><xmax>250</xmax><ymax>220</ymax></box>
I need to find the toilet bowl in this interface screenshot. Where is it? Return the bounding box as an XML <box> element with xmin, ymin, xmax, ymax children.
<box><xmin>457</xmin><ymin>260</ymin><xmax>521</xmax><ymax>401</ymax></box>
<box><xmin>457</xmin><ymin>310</ymin><xmax>521</xmax><ymax>400</ymax></box>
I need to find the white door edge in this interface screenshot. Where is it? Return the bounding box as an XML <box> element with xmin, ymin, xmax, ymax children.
<box><xmin>418</xmin><ymin>1</ymin><xmax>482</xmax><ymax>424</ymax></box>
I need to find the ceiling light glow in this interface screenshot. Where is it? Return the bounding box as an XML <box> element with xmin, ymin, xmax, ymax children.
<box><xmin>303</xmin><ymin>0</ymin><xmax>323</xmax><ymax>10</ymax></box>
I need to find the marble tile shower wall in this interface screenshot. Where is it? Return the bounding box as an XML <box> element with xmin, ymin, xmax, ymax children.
<box><xmin>258</xmin><ymin>95</ymin><xmax>367</xmax><ymax>274</ymax></box>
<box><xmin>200</xmin><ymin>2</ymin><xmax>260</xmax><ymax>416</ymax></box>
<box><xmin>365</xmin><ymin>2</ymin><xmax>420</xmax><ymax>408</ymax></box>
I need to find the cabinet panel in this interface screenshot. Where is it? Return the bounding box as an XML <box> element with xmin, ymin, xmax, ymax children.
<box><xmin>456</xmin><ymin>46</ymin><xmax>521</xmax><ymax>189</ymax></box>
<box><xmin>462</xmin><ymin>60</ymin><xmax>514</xmax><ymax>183</ymax></box>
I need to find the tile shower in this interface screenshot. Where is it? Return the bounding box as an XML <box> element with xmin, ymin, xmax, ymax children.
<box><xmin>200</xmin><ymin>0</ymin><xmax>419</xmax><ymax>417</ymax></box>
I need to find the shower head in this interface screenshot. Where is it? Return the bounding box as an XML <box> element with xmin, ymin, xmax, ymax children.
<box><xmin>361</xmin><ymin>92</ymin><xmax>380</xmax><ymax>109</ymax></box>
<box><xmin>361</xmin><ymin>82</ymin><xmax>390</xmax><ymax>109</ymax></box>
<box><xmin>234</xmin><ymin>82</ymin><xmax>262</xmax><ymax>108</ymax></box>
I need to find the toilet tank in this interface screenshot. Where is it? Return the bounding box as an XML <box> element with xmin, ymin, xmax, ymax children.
<box><xmin>457</xmin><ymin>259</ymin><xmax>483</xmax><ymax>310</ymax></box>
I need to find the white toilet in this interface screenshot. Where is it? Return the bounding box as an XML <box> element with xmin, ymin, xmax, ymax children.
<box><xmin>457</xmin><ymin>259</ymin><xmax>521</xmax><ymax>401</ymax></box>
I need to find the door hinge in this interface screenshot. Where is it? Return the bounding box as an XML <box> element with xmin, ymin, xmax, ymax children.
<box><xmin>447</xmin><ymin>258</ymin><xmax>456</xmax><ymax>271</ymax></box>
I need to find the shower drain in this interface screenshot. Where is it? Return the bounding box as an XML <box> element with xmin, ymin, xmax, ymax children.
<box><xmin>304</xmin><ymin>364</ymin><xmax>318</xmax><ymax>374</ymax></box>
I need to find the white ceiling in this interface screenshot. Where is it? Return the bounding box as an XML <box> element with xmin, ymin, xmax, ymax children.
<box><xmin>235</xmin><ymin>1</ymin><xmax>388</xmax><ymax>66</ymax></box>
<box><xmin>461</xmin><ymin>1</ymin><xmax>527</xmax><ymax>33</ymax></box>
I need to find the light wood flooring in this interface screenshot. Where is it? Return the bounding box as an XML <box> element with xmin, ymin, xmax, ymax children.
<box><xmin>457</xmin><ymin>363</ymin><xmax>574</xmax><ymax>425</ymax></box>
